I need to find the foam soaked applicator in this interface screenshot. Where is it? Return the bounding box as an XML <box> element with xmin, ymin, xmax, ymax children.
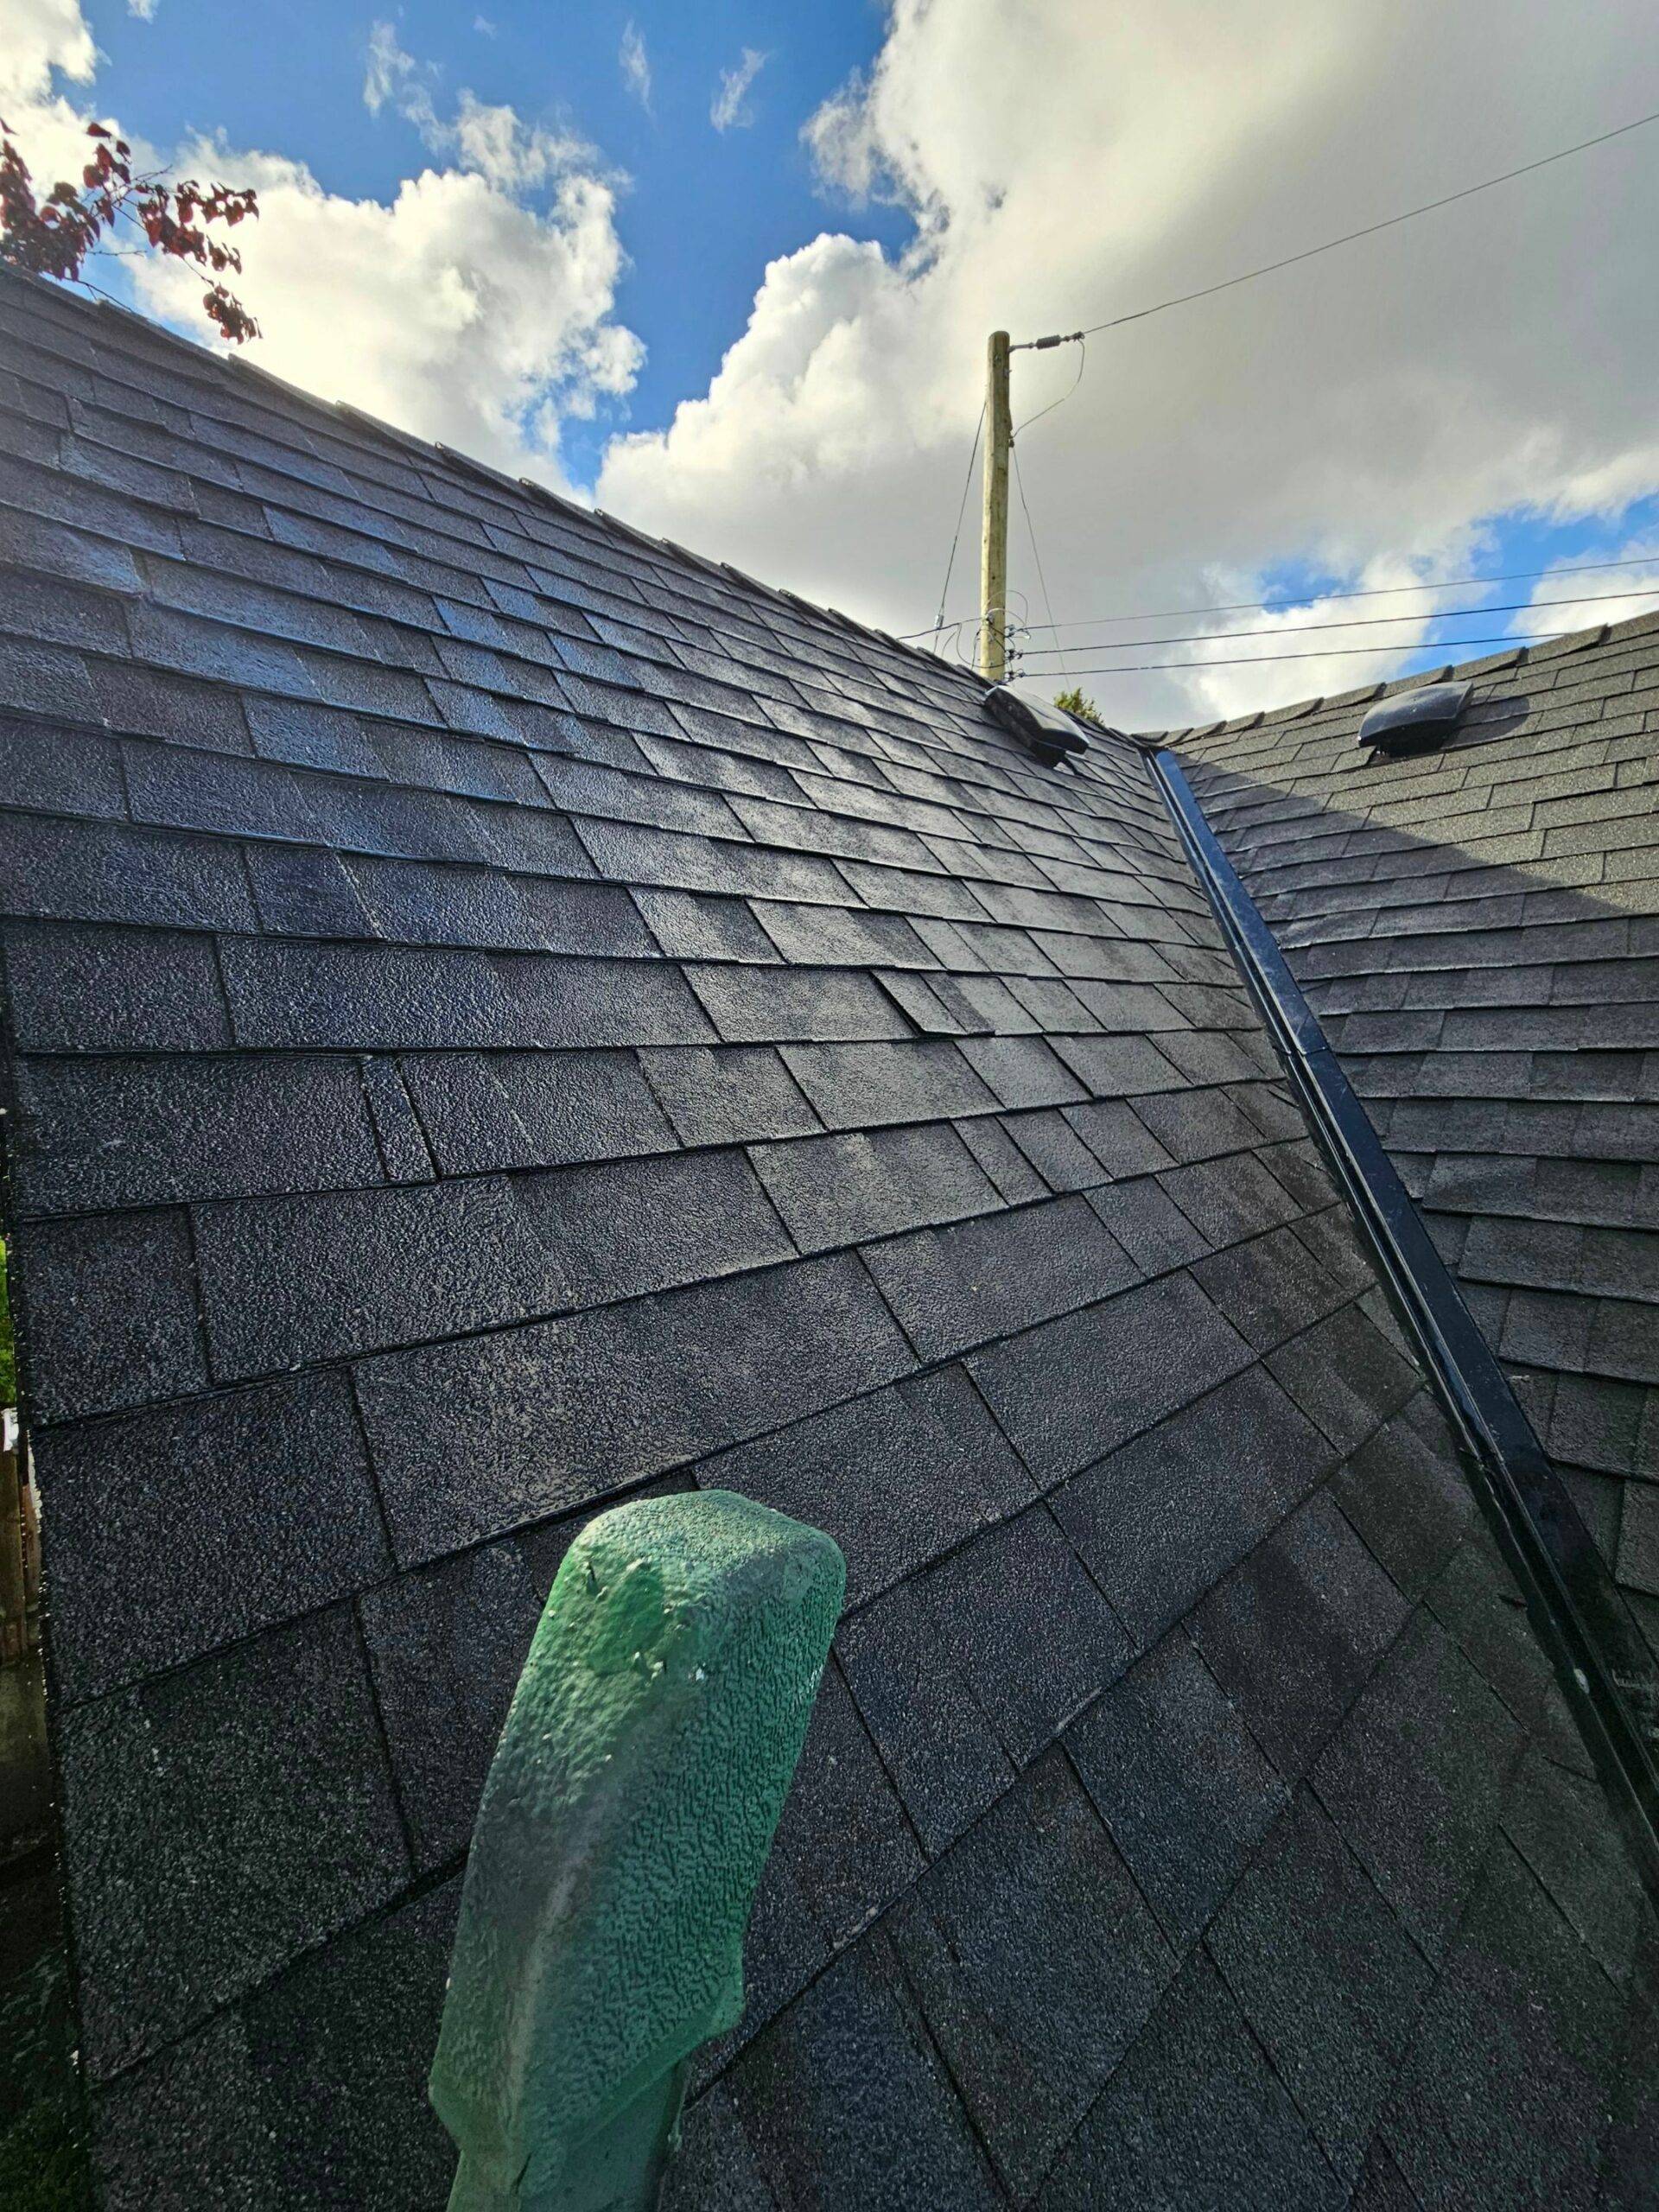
<box><xmin>430</xmin><ymin>1490</ymin><xmax>846</xmax><ymax>2212</ymax></box>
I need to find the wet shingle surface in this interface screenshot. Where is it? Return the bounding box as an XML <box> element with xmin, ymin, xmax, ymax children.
<box><xmin>0</xmin><ymin>273</ymin><xmax>1653</xmax><ymax>2207</ymax></box>
<box><xmin>1171</xmin><ymin>626</ymin><xmax>1659</xmax><ymax>1647</ymax></box>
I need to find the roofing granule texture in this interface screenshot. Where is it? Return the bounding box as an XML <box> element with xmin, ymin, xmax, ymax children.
<box><xmin>0</xmin><ymin>271</ymin><xmax>1653</xmax><ymax>2207</ymax></box>
<box><xmin>1170</xmin><ymin>623</ymin><xmax>1659</xmax><ymax>1645</ymax></box>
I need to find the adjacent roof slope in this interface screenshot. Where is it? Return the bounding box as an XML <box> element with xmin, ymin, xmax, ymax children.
<box><xmin>0</xmin><ymin>271</ymin><xmax>1654</xmax><ymax>2208</ymax></box>
<box><xmin>1170</xmin><ymin>625</ymin><xmax>1659</xmax><ymax>1636</ymax></box>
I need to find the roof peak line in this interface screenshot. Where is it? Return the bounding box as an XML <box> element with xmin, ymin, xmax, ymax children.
<box><xmin>1150</xmin><ymin>601</ymin><xmax>1659</xmax><ymax>743</ymax></box>
<box><xmin>1</xmin><ymin>268</ymin><xmax>981</xmax><ymax>701</ymax></box>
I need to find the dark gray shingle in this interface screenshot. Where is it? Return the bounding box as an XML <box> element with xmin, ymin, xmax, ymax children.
<box><xmin>2</xmin><ymin>271</ymin><xmax>1651</xmax><ymax>2211</ymax></box>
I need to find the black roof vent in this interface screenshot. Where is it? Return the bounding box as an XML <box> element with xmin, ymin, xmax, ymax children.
<box><xmin>1357</xmin><ymin>679</ymin><xmax>1472</xmax><ymax>756</ymax></box>
<box><xmin>985</xmin><ymin>685</ymin><xmax>1092</xmax><ymax>766</ymax></box>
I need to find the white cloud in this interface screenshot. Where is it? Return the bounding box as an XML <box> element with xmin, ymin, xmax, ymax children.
<box><xmin>10</xmin><ymin>0</ymin><xmax>1658</xmax><ymax>733</ymax></box>
<box><xmin>711</xmin><ymin>48</ymin><xmax>769</xmax><ymax>133</ymax></box>
<box><xmin>602</xmin><ymin>0</ymin><xmax>1659</xmax><ymax>727</ymax></box>
<box><xmin>1513</xmin><ymin>538</ymin><xmax>1659</xmax><ymax>641</ymax></box>
<box><xmin>362</xmin><ymin>20</ymin><xmax>432</xmax><ymax>123</ymax></box>
<box><xmin>1112</xmin><ymin>554</ymin><xmax>1481</xmax><ymax>722</ymax></box>
<box><xmin>362</xmin><ymin>22</ymin><xmax>590</xmax><ymax>192</ymax></box>
<box><xmin>474</xmin><ymin>15</ymin><xmax>496</xmax><ymax>34</ymax></box>
<box><xmin>0</xmin><ymin>0</ymin><xmax>111</xmax><ymax>191</ymax></box>
<box><xmin>3</xmin><ymin>1</ymin><xmax>640</xmax><ymax>490</ymax></box>
<box><xmin>620</xmin><ymin>21</ymin><xmax>652</xmax><ymax>115</ymax></box>
<box><xmin>131</xmin><ymin>143</ymin><xmax>639</xmax><ymax>481</ymax></box>
<box><xmin>1</xmin><ymin>0</ymin><xmax>94</xmax><ymax>102</ymax></box>
<box><xmin>127</xmin><ymin>0</ymin><xmax>156</xmax><ymax>19</ymax></box>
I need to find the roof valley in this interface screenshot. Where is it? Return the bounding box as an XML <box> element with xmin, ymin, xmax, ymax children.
<box><xmin>0</xmin><ymin>270</ymin><xmax>1653</xmax><ymax>2210</ymax></box>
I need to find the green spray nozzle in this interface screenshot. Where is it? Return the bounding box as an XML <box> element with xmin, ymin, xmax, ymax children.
<box><xmin>430</xmin><ymin>1489</ymin><xmax>845</xmax><ymax>2210</ymax></box>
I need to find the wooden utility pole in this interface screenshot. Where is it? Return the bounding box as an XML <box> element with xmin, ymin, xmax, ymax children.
<box><xmin>978</xmin><ymin>328</ymin><xmax>1011</xmax><ymax>683</ymax></box>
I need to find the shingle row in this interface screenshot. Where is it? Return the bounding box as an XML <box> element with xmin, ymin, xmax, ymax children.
<box><xmin>4</xmin><ymin>274</ymin><xmax>1651</xmax><ymax>2212</ymax></box>
<box><xmin>1175</xmin><ymin>618</ymin><xmax>1659</xmax><ymax>1626</ymax></box>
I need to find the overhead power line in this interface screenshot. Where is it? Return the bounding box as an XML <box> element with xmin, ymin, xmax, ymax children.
<box><xmin>897</xmin><ymin>551</ymin><xmax>1659</xmax><ymax>640</ymax></box>
<box><xmin>1011</xmin><ymin>444</ymin><xmax>1067</xmax><ymax>676</ymax></box>
<box><xmin>922</xmin><ymin>104</ymin><xmax>1659</xmax><ymax>670</ymax></box>
<box><xmin>1019</xmin><ymin>104</ymin><xmax>1659</xmax><ymax>348</ymax></box>
<box><xmin>1035</xmin><ymin>632</ymin><xmax>1574</xmax><ymax>677</ymax></box>
<box><xmin>1011</xmin><ymin>338</ymin><xmax>1087</xmax><ymax>442</ymax></box>
<box><xmin>932</xmin><ymin>401</ymin><xmax>985</xmax><ymax>638</ymax></box>
<box><xmin>1012</xmin><ymin>582</ymin><xmax>1659</xmax><ymax>658</ymax></box>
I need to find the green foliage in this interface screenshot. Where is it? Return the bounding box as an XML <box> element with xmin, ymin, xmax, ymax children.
<box><xmin>0</xmin><ymin>1945</ymin><xmax>92</xmax><ymax>2212</ymax></box>
<box><xmin>0</xmin><ymin>2094</ymin><xmax>94</xmax><ymax>2211</ymax></box>
<box><xmin>0</xmin><ymin>1243</ymin><xmax>13</xmax><ymax>1409</ymax></box>
<box><xmin>1053</xmin><ymin>687</ymin><xmax>1105</xmax><ymax>728</ymax></box>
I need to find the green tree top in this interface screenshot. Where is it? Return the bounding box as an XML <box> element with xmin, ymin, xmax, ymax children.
<box><xmin>1053</xmin><ymin>687</ymin><xmax>1105</xmax><ymax>728</ymax></box>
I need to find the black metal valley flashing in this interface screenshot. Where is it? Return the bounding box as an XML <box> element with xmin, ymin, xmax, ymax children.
<box><xmin>1149</xmin><ymin>746</ymin><xmax>1659</xmax><ymax>1885</ymax></box>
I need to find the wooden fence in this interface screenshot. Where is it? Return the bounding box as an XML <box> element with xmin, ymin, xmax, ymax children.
<box><xmin>1</xmin><ymin>1408</ymin><xmax>38</xmax><ymax>1666</ymax></box>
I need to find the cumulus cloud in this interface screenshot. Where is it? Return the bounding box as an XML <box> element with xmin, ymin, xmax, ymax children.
<box><xmin>601</xmin><ymin>0</ymin><xmax>1659</xmax><ymax>726</ymax></box>
<box><xmin>1</xmin><ymin>0</ymin><xmax>100</xmax><ymax>181</ymax></box>
<box><xmin>1513</xmin><ymin>538</ymin><xmax>1659</xmax><ymax>641</ymax></box>
<box><xmin>131</xmin><ymin>143</ymin><xmax>639</xmax><ymax>477</ymax></box>
<box><xmin>128</xmin><ymin>0</ymin><xmax>156</xmax><ymax>19</ymax></box>
<box><xmin>1095</xmin><ymin>554</ymin><xmax>1484</xmax><ymax>722</ymax></box>
<box><xmin>620</xmin><ymin>22</ymin><xmax>652</xmax><ymax>115</ymax></box>
<box><xmin>711</xmin><ymin>48</ymin><xmax>769</xmax><ymax>133</ymax></box>
<box><xmin>10</xmin><ymin>0</ymin><xmax>1658</xmax><ymax>731</ymax></box>
<box><xmin>3</xmin><ymin>1</ymin><xmax>641</xmax><ymax>490</ymax></box>
<box><xmin>1</xmin><ymin>0</ymin><xmax>94</xmax><ymax>100</ymax></box>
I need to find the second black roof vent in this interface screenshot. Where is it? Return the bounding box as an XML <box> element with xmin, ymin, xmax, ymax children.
<box><xmin>1357</xmin><ymin>679</ymin><xmax>1472</xmax><ymax>756</ymax></box>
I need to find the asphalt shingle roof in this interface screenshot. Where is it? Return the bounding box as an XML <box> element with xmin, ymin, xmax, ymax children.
<box><xmin>0</xmin><ymin>270</ymin><xmax>1654</xmax><ymax>2207</ymax></box>
<box><xmin>1169</xmin><ymin>620</ymin><xmax>1659</xmax><ymax>1637</ymax></box>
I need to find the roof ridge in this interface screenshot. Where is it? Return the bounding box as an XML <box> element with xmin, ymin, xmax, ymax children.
<box><xmin>0</xmin><ymin>267</ymin><xmax>983</xmax><ymax>701</ymax></box>
<box><xmin>1142</xmin><ymin>605</ymin><xmax>1659</xmax><ymax>747</ymax></box>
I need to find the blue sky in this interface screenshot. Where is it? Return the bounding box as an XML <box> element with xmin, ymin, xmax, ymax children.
<box><xmin>1008</xmin><ymin>492</ymin><xmax>1659</xmax><ymax>698</ymax></box>
<box><xmin>13</xmin><ymin>0</ymin><xmax>1659</xmax><ymax>721</ymax></box>
<box><xmin>86</xmin><ymin>0</ymin><xmax>911</xmax><ymax>483</ymax></box>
